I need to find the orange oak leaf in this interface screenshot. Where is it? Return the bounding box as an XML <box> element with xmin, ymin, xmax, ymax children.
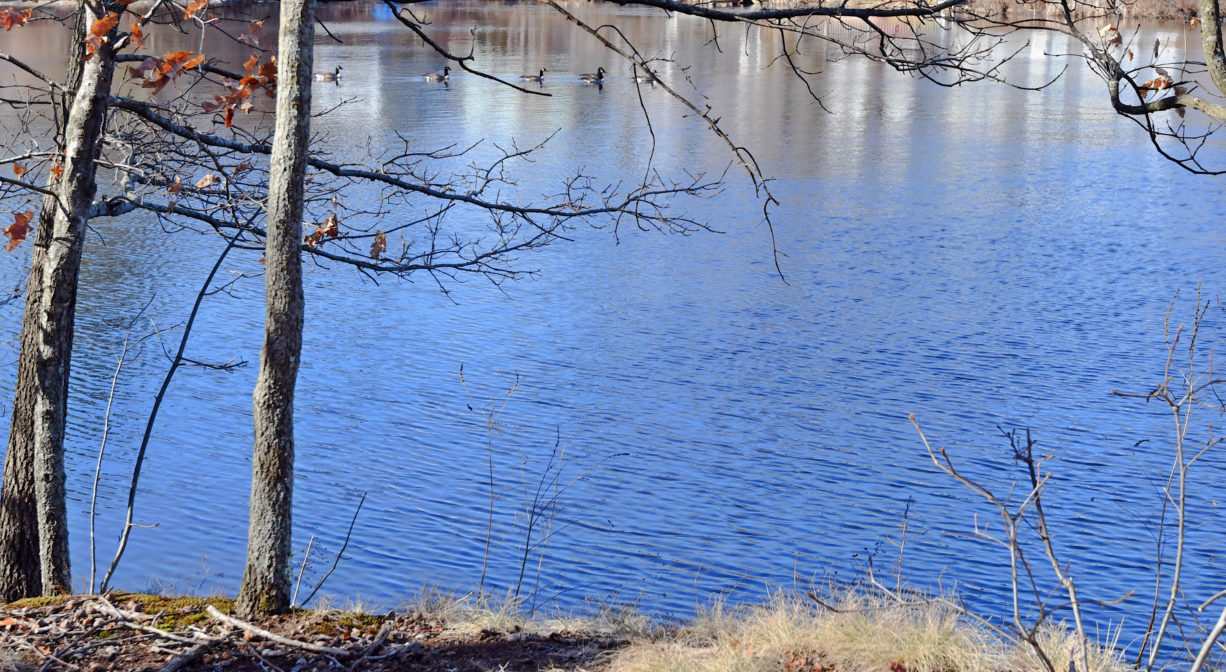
<box><xmin>320</xmin><ymin>212</ymin><xmax>339</xmax><ymax>237</ymax></box>
<box><xmin>84</xmin><ymin>12</ymin><xmax>120</xmax><ymax>60</ymax></box>
<box><xmin>168</xmin><ymin>176</ymin><xmax>182</xmax><ymax>194</ymax></box>
<box><xmin>258</xmin><ymin>57</ymin><xmax>277</xmax><ymax>93</ymax></box>
<box><xmin>184</xmin><ymin>0</ymin><xmax>207</xmax><ymax>20</ymax></box>
<box><xmin>12</xmin><ymin>163</ymin><xmax>24</xmax><ymax>176</ymax></box>
<box><xmin>50</xmin><ymin>162</ymin><xmax>63</xmax><ymax>181</ymax></box>
<box><xmin>195</xmin><ymin>173</ymin><xmax>218</xmax><ymax>189</ymax></box>
<box><xmin>129</xmin><ymin>22</ymin><xmax>144</xmax><ymax>50</ymax></box>
<box><xmin>90</xmin><ymin>12</ymin><xmax>119</xmax><ymax>36</ymax></box>
<box><xmin>4</xmin><ymin>211</ymin><xmax>33</xmax><ymax>251</ymax></box>
<box><xmin>371</xmin><ymin>231</ymin><xmax>387</xmax><ymax>260</ymax></box>
<box><xmin>1097</xmin><ymin>23</ymin><xmax>1121</xmax><ymax>49</ymax></box>
<box><xmin>128</xmin><ymin>50</ymin><xmax>204</xmax><ymax>94</ymax></box>
<box><xmin>0</xmin><ymin>8</ymin><xmax>31</xmax><ymax>31</ymax></box>
<box><xmin>304</xmin><ymin>213</ymin><xmax>340</xmax><ymax>248</ymax></box>
<box><xmin>202</xmin><ymin>53</ymin><xmax>275</xmax><ymax>125</ymax></box>
<box><xmin>1139</xmin><ymin>72</ymin><xmax>1175</xmax><ymax>99</ymax></box>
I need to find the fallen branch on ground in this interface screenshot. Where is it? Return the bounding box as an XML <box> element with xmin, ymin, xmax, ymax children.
<box><xmin>205</xmin><ymin>604</ymin><xmax>355</xmax><ymax>658</ymax></box>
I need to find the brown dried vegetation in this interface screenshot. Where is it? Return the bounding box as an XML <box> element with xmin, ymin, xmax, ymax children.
<box><xmin>0</xmin><ymin>593</ymin><xmax>621</xmax><ymax>672</ymax></box>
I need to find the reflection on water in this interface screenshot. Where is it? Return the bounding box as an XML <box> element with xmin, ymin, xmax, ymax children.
<box><xmin>2</xmin><ymin>2</ymin><xmax>1225</xmax><ymax>660</ymax></box>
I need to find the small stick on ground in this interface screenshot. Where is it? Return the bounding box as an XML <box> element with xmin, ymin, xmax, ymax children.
<box><xmin>95</xmin><ymin>596</ymin><xmax>205</xmax><ymax>646</ymax></box>
<box><xmin>158</xmin><ymin>638</ymin><xmax>225</xmax><ymax>672</ymax></box>
<box><xmin>205</xmin><ymin>605</ymin><xmax>354</xmax><ymax>658</ymax></box>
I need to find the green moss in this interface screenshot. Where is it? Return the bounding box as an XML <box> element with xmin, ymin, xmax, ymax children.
<box><xmin>329</xmin><ymin>612</ymin><xmax>383</xmax><ymax>629</ymax></box>
<box><xmin>94</xmin><ymin>630</ymin><xmax>112</xmax><ymax>639</ymax></box>
<box><xmin>103</xmin><ymin>592</ymin><xmax>235</xmax><ymax>629</ymax></box>
<box><xmin>178</xmin><ymin>612</ymin><xmax>208</xmax><ymax>626</ymax></box>
<box><xmin>111</xmin><ymin>592</ymin><xmax>234</xmax><ymax>614</ymax></box>
<box><xmin>305</xmin><ymin>609</ymin><xmax>385</xmax><ymax>637</ymax></box>
<box><xmin>5</xmin><ymin>594</ymin><xmax>74</xmax><ymax>610</ymax></box>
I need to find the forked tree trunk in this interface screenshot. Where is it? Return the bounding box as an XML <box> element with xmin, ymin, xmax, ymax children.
<box><xmin>0</xmin><ymin>4</ymin><xmax>113</xmax><ymax>601</ymax></box>
<box><xmin>236</xmin><ymin>0</ymin><xmax>313</xmax><ymax>618</ymax></box>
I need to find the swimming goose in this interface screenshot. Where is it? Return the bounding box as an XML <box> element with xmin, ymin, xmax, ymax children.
<box><xmin>521</xmin><ymin>68</ymin><xmax>546</xmax><ymax>83</ymax></box>
<box><xmin>634</xmin><ymin>71</ymin><xmax>655</xmax><ymax>85</ymax></box>
<box><xmin>314</xmin><ymin>66</ymin><xmax>342</xmax><ymax>82</ymax></box>
<box><xmin>579</xmin><ymin>67</ymin><xmax>605</xmax><ymax>84</ymax></box>
<box><xmin>424</xmin><ymin>66</ymin><xmax>451</xmax><ymax>82</ymax></box>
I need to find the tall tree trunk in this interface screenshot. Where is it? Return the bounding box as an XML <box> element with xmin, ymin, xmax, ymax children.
<box><xmin>0</xmin><ymin>3</ymin><xmax>112</xmax><ymax>601</ymax></box>
<box><xmin>236</xmin><ymin>0</ymin><xmax>313</xmax><ymax>618</ymax></box>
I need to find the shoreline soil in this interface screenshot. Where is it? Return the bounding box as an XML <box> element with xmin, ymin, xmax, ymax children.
<box><xmin>0</xmin><ymin>593</ymin><xmax>624</xmax><ymax>672</ymax></box>
<box><xmin>0</xmin><ymin>588</ymin><xmax>1129</xmax><ymax>672</ymax></box>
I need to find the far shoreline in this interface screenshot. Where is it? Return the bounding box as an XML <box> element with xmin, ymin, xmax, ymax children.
<box><xmin>0</xmin><ymin>0</ymin><xmax>1202</xmax><ymax>21</ymax></box>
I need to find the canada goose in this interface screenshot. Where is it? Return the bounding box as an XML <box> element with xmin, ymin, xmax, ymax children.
<box><xmin>579</xmin><ymin>67</ymin><xmax>605</xmax><ymax>84</ymax></box>
<box><xmin>634</xmin><ymin>71</ymin><xmax>655</xmax><ymax>85</ymax></box>
<box><xmin>314</xmin><ymin>65</ymin><xmax>341</xmax><ymax>82</ymax></box>
<box><xmin>521</xmin><ymin>68</ymin><xmax>546</xmax><ymax>83</ymax></box>
<box><xmin>424</xmin><ymin>66</ymin><xmax>451</xmax><ymax>82</ymax></box>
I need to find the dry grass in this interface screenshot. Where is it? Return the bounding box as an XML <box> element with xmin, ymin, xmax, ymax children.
<box><xmin>397</xmin><ymin>586</ymin><xmax>651</xmax><ymax>639</ymax></box>
<box><xmin>249</xmin><ymin>584</ymin><xmax>1132</xmax><ymax>672</ymax></box>
<box><xmin>603</xmin><ymin>587</ymin><xmax>1132</xmax><ymax>672</ymax></box>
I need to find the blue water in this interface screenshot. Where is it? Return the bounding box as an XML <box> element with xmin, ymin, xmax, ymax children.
<box><xmin>2</xmin><ymin>2</ymin><xmax>1225</xmax><ymax>661</ymax></box>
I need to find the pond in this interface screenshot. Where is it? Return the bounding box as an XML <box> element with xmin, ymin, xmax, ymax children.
<box><xmin>2</xmin><ymin>0</ymin><xmax>1225</xmax><ymax>659</ymax></box>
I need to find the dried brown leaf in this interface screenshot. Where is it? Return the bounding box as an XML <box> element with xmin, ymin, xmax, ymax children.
<box><xmin>371</xmin><ymin>230</ymin><xmax>387</xmax><ymax>260</ymax></box>
<box><xmin>4</xmin><ymin>210</ymin><xmax>33</xmax><ymax>251</ymax></box>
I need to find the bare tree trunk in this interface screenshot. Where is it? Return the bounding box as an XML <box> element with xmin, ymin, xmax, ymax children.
<box><xmin>1199</xmin><ymin>0</ymin><xmax>1226</xmax><ymax>94</ymax></box>
<box><xmin>0</xmin><ymin>3</ymin><xmax>110</xmax><ymax>601</ymax></box>
<box><xmin>236</xmin><ymin>0</ymin><xmax>313</xmax><ymax>618</ymax></box>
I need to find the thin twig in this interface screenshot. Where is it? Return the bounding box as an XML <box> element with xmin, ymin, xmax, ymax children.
<box><xmin>90</xmin><ymin>297</ymin><xmax>156</xmax><ymax>593</ymax></box>
<box><xmin>101</xmin><ymin>234</ymin><xmax>241</xmax><ymax>591</ymax></box>
<box><xmin>298</xmin><ymin>492</ymin><xmax>366</xmax><ymax>608</ymax></box>
<box><xmin>291</xmin><ymin>535</ymin><xmax>316</xmax><ymax>607</ymax></box>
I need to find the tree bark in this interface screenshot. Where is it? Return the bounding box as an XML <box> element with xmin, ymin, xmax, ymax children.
<box><xmin>236</xmin><ymin>0</ymin><xmax>313</xmax><ymax>618</ymax></box>
<box><xmin>0</xmin><ymin>2</ymin><xmax>113</xmax><ymax>601</ymax></box>
<box><xmin>1200</xmin><ymin>0</ymin><xmax>1226</xmax><ymax>96</ymax></box>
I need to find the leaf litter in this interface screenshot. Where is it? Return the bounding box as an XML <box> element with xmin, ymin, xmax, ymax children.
<box><xmin>0</xmin><ymin>592</ymin><xmax>622</xmax><ymax>671</ymax></box>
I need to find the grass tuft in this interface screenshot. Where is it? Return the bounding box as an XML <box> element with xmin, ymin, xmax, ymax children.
<box><xmin>604</xmin><ymin>586</ymin><xmax>1133</xmax><ymax>672</ymax></box>
<box><xmin>397</xmin><ymin>586</ymin><xmax>652</xmax><ymax>639</ymax></box>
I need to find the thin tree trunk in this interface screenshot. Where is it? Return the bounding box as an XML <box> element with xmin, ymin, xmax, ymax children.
<box><xmin>236</xmin><ymin>0</ymin><xmax>313</xmax><ymax>618</ymax></box>
<box><xmin>0</xmin><ymin>3</ymin><xmax>109</xmax><ymax>600</ymax></box>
